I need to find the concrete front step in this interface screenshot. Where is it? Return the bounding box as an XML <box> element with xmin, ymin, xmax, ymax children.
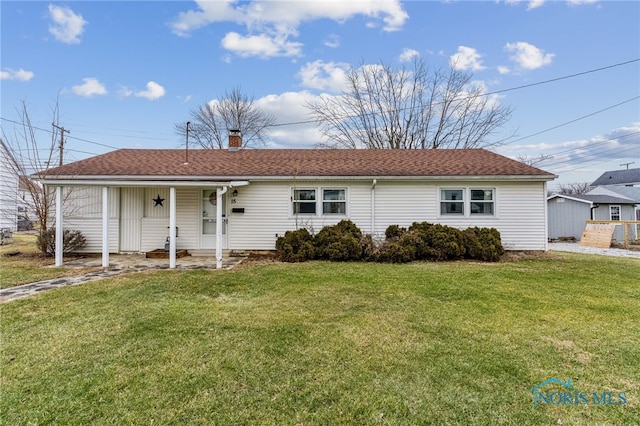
<box><xmin>189</xmin><ymin>249</ymin><xmax>230</xmax><ymax>257</ymax></box>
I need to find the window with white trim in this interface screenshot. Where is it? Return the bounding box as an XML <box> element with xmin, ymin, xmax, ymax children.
<box><xmin>293</xmin><ymin>189</ymin><xmax>316</xmax><ymax>214</ymax></box>
<box><xmin>323</xmin><ymin>189</ymin><xmax>346</xmax><ymax>214</ymax></box>
<box><xmin>440</xmin><ymin>189</ymin><xmax>464</xmax><ymax>215</ymax></box>
<box><xmin>610</xmin><ymin>205</ymin><xmax>621</xmax><ymax>221</ymax></box>
<box><xmin>292</xmin><ymin>187</ymin><xmax>347</xmax><ymax>216</ymax></box>
<box><xmin>440</xmin><ymin>188</ymin><xmax>495</xmax><ymax>217</ymax></box>
<box><xmin>470</xmin><ymin>189</ymin><xmax>494</xmax><ymax>215</ymax></box>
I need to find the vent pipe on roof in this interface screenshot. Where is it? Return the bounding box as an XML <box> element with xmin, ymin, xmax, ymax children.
<box><xmin>184</xmin><ymin>121</ymin><xmax>191</xmax><ymax>165</ymax></box>
<box><xmin>229</xmin><ymin>129</ymin><xmax>242</xmax><ymax>151</ymax></box>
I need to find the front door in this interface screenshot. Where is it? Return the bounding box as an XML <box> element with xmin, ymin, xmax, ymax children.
<box><xmin>200</xmin><ymin>189</ymin><xmax>227</xmax><ymax>249</ymax></box>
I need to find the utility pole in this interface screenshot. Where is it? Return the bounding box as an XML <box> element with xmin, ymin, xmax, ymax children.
<box><xmin>619</xmin><ymin>162</ymin><xmax>635</xmax><ymax>170</ymax></box>
<box><xmin>52</xmin><ymin>123</ymin><xmax>70</xmax><ymax>166</ymax></box>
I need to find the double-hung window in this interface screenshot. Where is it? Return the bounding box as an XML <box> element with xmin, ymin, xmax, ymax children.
<box><xmin>440</xmin><ymin>189</ymin><xmax>464</xmax><ymax>215</ymax></box>
<box><xmin>610</xmin><ymin>205</ymin><xmax>621</xmax><ymax>221</ymax></box>
<box><xmin>440</xmin><ymin>188</ymin><xmax>495</xmax><ymax>217</ymax></box>
<box><xmin>323</xmin><ymin>189</ymin><xmax>346</xmax><ymax>214</ymax></box>
<box><xmin>292</xmin><ymin>188</ymin><xmax>346</xmax><ymax>216</ymax></box>
<box><xmin>470</xmin><ymin>189</ymin><xmax>494</xmax><ymax>215</ymax></box>
<box><xmin>293</xmin><ymin>189</ymin><xmax>316</xmax><ymax>214</ymax></box>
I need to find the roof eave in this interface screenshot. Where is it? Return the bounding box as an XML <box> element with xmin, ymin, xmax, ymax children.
<box><xmin>39</xmin><ymin>173</ymin><xmax>556</xmax><ymax>185</ymax></box>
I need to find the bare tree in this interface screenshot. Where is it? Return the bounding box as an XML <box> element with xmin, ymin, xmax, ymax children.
<box><xmin>516</xmin><ymin>154</ymin><xmax>553</xmax><ymax>166</ymax></box>
<box><xmin>1</xmin><ymin>100</ymin><xmax>65</xmax><ymax>248</ymax></box>
<box><xmin>557</xmin><ymin>182</ymin><xmax>591</xmax><ymax>195</ymax></box>
<box><xmin>307</xmin><ymin>58</ymin><xmax>513</xmax><ymax>149</ymax></box>
<box><xmin>175</xmin><ymin>86</ymin><xmax>276</xmax><ymax>149</ymax></box>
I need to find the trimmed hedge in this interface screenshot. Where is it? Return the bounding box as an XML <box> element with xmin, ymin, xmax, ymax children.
<box><xmin>275</xmin><ymin>220</ymin><xmax>505</xmax><ymax>263</ymax></box>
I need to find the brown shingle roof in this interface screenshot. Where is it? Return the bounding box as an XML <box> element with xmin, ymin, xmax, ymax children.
<box><xmin>42</xmin><ymin>148</ymin><xmax>554</xmax><ymax>180</ymax></box>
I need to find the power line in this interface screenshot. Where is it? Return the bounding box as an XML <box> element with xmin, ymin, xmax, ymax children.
<box><xmin>497</xmin><ymin>96</ymin><xmax>640</xmax><ymax>146</ymax></box>
<box><xmin>268</xmin><ymin>58</ymin><xmax>640</xmax><ymax>128</ymax></box>
<box><xmin>547</xmin><ymin>145</ymin><xmax>640</xmax><ymax>174</ymax></box>
<box><xmin>1</xmin><ymin>116</ymin><xmax>120</xmax><ymax>150</ymax></box>
<box><xmin>534</xmin><ymin>131</ymin><xmax>640</xmax><ymax>164</ymax></box>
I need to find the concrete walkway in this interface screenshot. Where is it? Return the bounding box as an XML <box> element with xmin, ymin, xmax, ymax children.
<box><xmin>0</xmin><ymin>253</ymin><xmax>247</xmax><ymax>303</ymax></box>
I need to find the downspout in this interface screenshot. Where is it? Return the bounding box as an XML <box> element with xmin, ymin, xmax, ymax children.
<box><xmin>371</xmin><ymin>179</ymin><xmax>377</xmax><ymax>236</ymax></box>
<box><xmin>590</xmin><ymin>204</ymin><xmax>599</xmax><ymax>220</ymax></box>
<box><xmin>216</xmin><ymin>186</ymin><xmax>228</xmax><ymax>269</ymax></box>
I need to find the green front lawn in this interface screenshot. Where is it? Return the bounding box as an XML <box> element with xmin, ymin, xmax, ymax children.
<box><xmin>0</xmin><ymin>233</ymin><xmax>99</xmax><ymax>288</ymax></box>
<box><xmin>1</xmin><ymin>253</ymin><xmax>638</xmax><ymax>424</ymax></box>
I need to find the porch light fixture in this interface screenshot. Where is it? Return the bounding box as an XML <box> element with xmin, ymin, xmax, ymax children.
<box><xmin>232</xmin><ymin>189</ymin><xmax>238</xmax><ymax>197</ymax></box>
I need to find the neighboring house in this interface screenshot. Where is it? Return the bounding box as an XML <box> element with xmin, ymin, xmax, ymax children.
<box><xmin>547</xmin><ymin>193</ymin><xmax>638</xmax><ymax>242</ymax></box>
<box><xmin>38</xmin><ymin>134</ymin><xmax>555</xmax><ymax>268</ymax></box>
<box><xmin>591</xmin><ymin>168</ymin><xmax>640</xmax><ymax>187</ymax></box>
<box><xmin>0</xmin><ymin>140</ymin><xmax>19</xmax><ymax>231</ymax></box>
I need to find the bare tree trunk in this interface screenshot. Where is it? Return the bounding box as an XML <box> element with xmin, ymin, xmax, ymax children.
<box><xmin>1</xmin><ymin>100</ymin><xmax>63</xmax><ymax>252</ymax></box>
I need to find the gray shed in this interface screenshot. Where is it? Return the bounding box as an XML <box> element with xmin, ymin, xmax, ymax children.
<box><xmin>547</xmin><ymin>193</ymin><xmax>638</xmax><ymax>242</ymax></box>
<box><xmin>547</xmin><ymin>194</ymin><xmax>592</xmax><ymax>241</ymax></box>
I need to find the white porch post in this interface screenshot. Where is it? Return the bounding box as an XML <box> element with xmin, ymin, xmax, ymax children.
<box><xmin>55</xmin><ymin>186</ymin><xmax>63</xmax><ymax>266</ymax></box>
<box><xmin>169</xmin><ymin>186</ymin><xmax>177</xmax><ymax>269</ymax></box>
<box><xmin>216</xmin><ymin>186</ymin><xmax>228</xmax><ymax>269</ymax></box>
<box><xmin>102</xmin><ymin>186</ymin><xmax>110</xmax><ymax>267</ymax></box>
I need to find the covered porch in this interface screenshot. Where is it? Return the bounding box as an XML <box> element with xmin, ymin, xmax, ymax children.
<box><xmin>42</xmin><ymin>179</ymin><xmax>249</xmax><ymax>270</ymax></box>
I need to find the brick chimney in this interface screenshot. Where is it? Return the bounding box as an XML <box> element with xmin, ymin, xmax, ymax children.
<box><xmin>228</xmin><ymin>129</ymin><xmax>242</xmax><ymax>151</ymax></box>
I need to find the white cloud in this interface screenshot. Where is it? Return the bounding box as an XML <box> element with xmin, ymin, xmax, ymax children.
<box><xmin>116</xmin><ymin>86</ymin><xmax>134</xmax><ymax>99</ymax></box>
<box><xmin>0</xmin><ymin>68</ymin><xmax>34</xmax><ymax>81</ymax></box>
<box><xmin>324</xmin><ymin>34</ymin><xmax>340</xmax><ymax>49</ymax></box>
<box><xmin>254</xmin><ymin>91</ymin><xmax>324</xmax><ymax>148</ymax></box>
<box><xmin>72</xmin><ymin>78</ymin><xmax>107</xmax><ymax>97</ymax></box>
<box><xmin>135</xmin><ymin>81</ymin><xmax>166</xmax><ymax>101</ymax></box>
<box><xmin>221</xmin><ymin>32</ymin><xmax>302</xmax><ymax>58</ymax></box>
<box><xmin>497</xmin><ymin>65</ymin><xmax>511</xmax><ymax>74</ymax></box>
<box><xmin>170</xmin><ymin>0</ymin><xmax>407</xmax><ymax>58</ymax></box>
<box><xmin>501</xmin><ymin>123</ymin><xmax>640</xmax><ymax>172</ymax></box>
<box><xmin>297</xmin><ymin>61</ymin><xmax>349</xmax><ymax>93</ymax></box>
<box><xmin>450</xmin><ymin>46</ymin><xmax>486</xmax><ymax>71</ymax></box>
<box><xmin>568</xmin><ymin>0</ymin><xmax>598</xmax><ymax>5</ymax></box>
<box><xmin>399</xmin><ymin>48</ymin><xmax>420</xmax><ymax>63</ymax></box>
<box><xmin>505</xmin><ymin>41</ymin><xmax>554</xmax><ymax>70</ymax></box>
<box><xmin>527</xmin><ymin>0</ymin><xmax>545</xmax><ymax>10</ymax></box>
<box><xmin>48</xmin><ymin>4</ymin><xmax>88</xmax><ymax>44</ymax></box>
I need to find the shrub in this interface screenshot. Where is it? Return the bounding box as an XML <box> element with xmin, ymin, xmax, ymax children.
<box><xmin>377</xmin><ymin>232</ymin><xmax>419</xmax><ymax>263</ymax></box>
<box><xmin>463</xmin><ymin>227</ymin><xmax>505</xmax><ymax>262</ymax></box>
<box><xmin>314</xmin><ymin>220</ymin><xmax>363</xmax><ymax>261</ymax></box>
<box><xmin>359</xmin><ymin>234</ymin><xmax>380</xmax><ymax>262</ymax></box>
<box><xmin>275</xmin><ymin>229</ymin><xmax>315</xmax><ymax>262</ymax></box>
<box><xmin>408</xmin><ymin>222</ymin><xmax>466</xmax><ymax>261</ymax></box>
<box><xmin>384</xmin><ymin>224</ymin><xmax>406</xmax><ymax>240</ymax></box>
<box><xmin>36</xmin><ymin>228</ymin><xmax>87</xmax><ymax>256</ymax></box>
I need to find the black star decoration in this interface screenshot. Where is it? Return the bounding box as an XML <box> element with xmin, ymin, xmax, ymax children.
<box><xmin>153</xmin><ymin>194</ymin><xmax>165</xmax><ymax>207</ymax></box>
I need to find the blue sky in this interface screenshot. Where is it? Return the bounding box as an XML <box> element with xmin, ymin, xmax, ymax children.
<box><xmin>1</xmin><ymin>0</ymin><xmax>638</xmax><ymax>188</ymax></box>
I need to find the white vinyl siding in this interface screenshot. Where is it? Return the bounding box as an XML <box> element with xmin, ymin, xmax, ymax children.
<box><xmin>0</xmin><ymin>142</ymin><xmax>19</xmax><ymax>230</ymax></box>
<box><xmin>57</xmin><ymin>179</ymin><xmax>549</xmax><ymax>253</ymax></box>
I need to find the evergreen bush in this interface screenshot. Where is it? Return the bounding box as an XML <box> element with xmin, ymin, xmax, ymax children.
<box><xmin>275</xmin><ymin>229</ymin><xmax>315</xmax><ymax>262</ymax></box>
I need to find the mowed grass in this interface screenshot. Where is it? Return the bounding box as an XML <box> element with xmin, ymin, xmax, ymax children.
<box><xmin>1</xmin><ymin>253</ymin><xmax>638</xmax><ymax>425</ymax></box>
<box><xmin>0</xmin><ymin>233</ymin><xmax>99</xmax><ymax>288</ymax></box>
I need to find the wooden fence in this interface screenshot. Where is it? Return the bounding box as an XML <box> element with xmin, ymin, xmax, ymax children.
<box><xmin>583</xmin><ymin>220</ymin><xmax>640</xmax><ymax>247</ymax></box>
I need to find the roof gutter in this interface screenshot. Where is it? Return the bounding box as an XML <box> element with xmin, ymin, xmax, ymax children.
<box><xmin>39</xmin><ymin>174</ymin><xmax>556</xmax><ymax>184</ymax></box>
<box><xmin>38</xmin><ymin>179</ymin><xmax>251</xmax><ymax>187</ymax></box>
